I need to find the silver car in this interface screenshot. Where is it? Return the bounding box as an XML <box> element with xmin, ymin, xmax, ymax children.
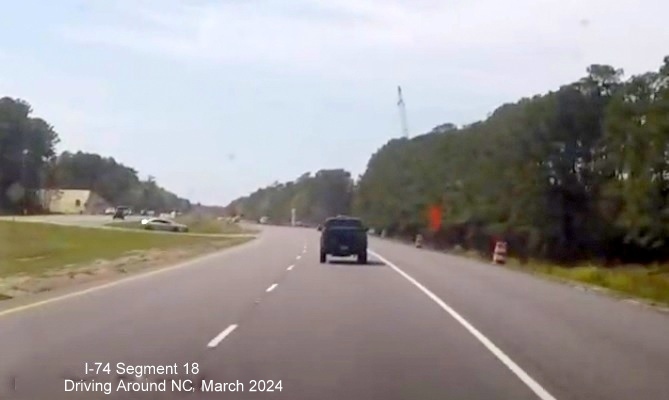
<box><xmin>140</xmin><ymin>218</ymin><xmax>189</xmax><ymax>232</ymax></box>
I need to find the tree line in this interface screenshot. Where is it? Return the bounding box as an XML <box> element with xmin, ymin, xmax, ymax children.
<box><xmin>227</xmin><ymin>170</ymin><xmax>354</xmax><ymax>224</ymax></box>
<box><xmin>0</xmin><ymin>97</ymin><xmax>190</xmax><ymax>214</ymax></box>
<box><xmin>228</xmin><ymin>57</ymin><xmax>669</xmax><ymax>264</ymax></box>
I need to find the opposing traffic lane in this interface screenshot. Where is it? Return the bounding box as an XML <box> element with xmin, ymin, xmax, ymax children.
<box><xmin>0</xmin><ymin>226</ymin><xmax>308</xmax><ymax>399</ymax></box>
<box><xmin>370</xmin><ymin>237</ymin><xmax>669</xmax><ymax>400</ymax></box>
<box><xmin>0</xmin><ymin>215</ymin><xmax>143</xmax><ymax>227</ymax></box>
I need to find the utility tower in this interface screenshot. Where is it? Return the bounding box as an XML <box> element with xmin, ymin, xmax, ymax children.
<box><xmin>397</xmin><ymin>86</ymin><xmax>409</xmax><ymax>138</ymax></box>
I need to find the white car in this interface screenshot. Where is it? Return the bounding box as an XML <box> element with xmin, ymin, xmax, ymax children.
<box><xmin>140</xmin><ymin>218</ymin><xmax>189</xmax><ymax>232</ymax></box>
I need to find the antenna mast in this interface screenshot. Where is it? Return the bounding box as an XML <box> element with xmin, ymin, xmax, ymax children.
<box><xmin>397</xmin><ymin>86</ymin><xmax>409</xmax><ymax>138</ymax></box>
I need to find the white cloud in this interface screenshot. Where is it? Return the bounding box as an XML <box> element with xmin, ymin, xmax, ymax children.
<box><xmin>57</xmin><ymin>0</ymin><xmax>669</xmax><ymax>96</ymax></box>
<box><xmin>59</xmin><ymin>0</ymin><xmax>407</xmax><ymax>72</ymax></box>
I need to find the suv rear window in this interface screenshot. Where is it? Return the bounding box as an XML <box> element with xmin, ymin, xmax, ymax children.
<box><xmin>325</xmin><ymin>218</ymin><xmax>363</xmax><ymax>228</ymax></box>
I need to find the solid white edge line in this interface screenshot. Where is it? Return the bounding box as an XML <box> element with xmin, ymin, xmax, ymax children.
<box><xmin>287</xmin><ymin>265</ymin><xmax>294</xmax><ymax>271</ymax></box>
<box><xmin>266</xmin><ymin>283</ymin><xmax>278</xmax><ymax>292</ymax></box>
<box><xmin>369</xmin><ymin>249</ymin><xmax>557</xmax><ymax>400</ymax></box>
<box><xmin>207</xmin><ymin>324</ymin><xmax>238</xmax><ymax>348</ymax></box>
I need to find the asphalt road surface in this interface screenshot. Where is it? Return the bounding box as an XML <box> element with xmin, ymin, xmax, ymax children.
<box><xmin>1</xmin><ymin>225</ymin><xmax>668</xmax><ymax>399</ymax></box>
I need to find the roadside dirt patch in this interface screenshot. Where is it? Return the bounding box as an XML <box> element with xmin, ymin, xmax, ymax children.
<box><xmin>0</xmin><ymin>240</ymin><xmax>243</xmax><ymax>300</ymax></box>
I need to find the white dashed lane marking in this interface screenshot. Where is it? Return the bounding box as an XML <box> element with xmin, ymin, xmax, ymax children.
<box><xmin>207</xmin><ymin>324</ymin><xmax>238</xmax><ymax>348</ymax></box>
<box><xmin>266</xmin><ymin>283</ymin><xmax>278</xmax><ymax>293</ymax></box>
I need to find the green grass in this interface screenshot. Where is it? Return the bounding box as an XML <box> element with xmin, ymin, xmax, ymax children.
<box><xmin>107</xmin><ymin>215</ymin><xmax>252</xmax><ymax>234</ymax></box>
<box><xmin>0</xmin><ymin>221</ymin><xmax>250</xmax><ymax>277</ymax></box>
<box><xmin>509</xmin><ymin>259</ymin><xmax>669</xmax><ymax>306</ymax></box>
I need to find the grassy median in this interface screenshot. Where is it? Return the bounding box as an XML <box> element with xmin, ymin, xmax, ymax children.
<box><xmin>0</xmin><ymin>220</ymin><xmax>250</xmax><ymax>278</ymax></box>
<box><xmin>107</xmin><ymin>214</ymin><xmax>252</xmax><ymax>234</ymax></box>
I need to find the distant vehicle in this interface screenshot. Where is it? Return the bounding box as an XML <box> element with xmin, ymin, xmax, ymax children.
<box><xmin>104</xmin><ymin>207</ymin><xmax>116</xmax><ymax>215</ymax></box>
<box><xmin>259</xmin><ymin>216</ymin><xmax>269</xmax><ymax>224</ymax></box>
<box><xmin>140</xmin><ymin>218</ymin><xmax>188</xmax><ymax>232</ymax></box>
<box><xmin>112</xmin><ymin>209</ymin><xmax>125</xmax><ymax>220</ymax></box>
<box><xmin>147</xmin><ymin>210</ymin><xmax>155</xmax><ymax>216</ymax></box>
<box><xmin>115</xmin><ymin>206</ymin><xmax>132</xmax><ymax>216</ymax></box>
<box><xmin>319</xmin><ymin>216</ymin><xmax>368</xmax><ymax>264</ymax></box>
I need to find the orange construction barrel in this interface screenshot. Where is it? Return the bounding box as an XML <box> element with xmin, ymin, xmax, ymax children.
<box><xmin>492</xmin><ymin>241</ymin><xmax>507</xmax><ymax>264</ymax></box>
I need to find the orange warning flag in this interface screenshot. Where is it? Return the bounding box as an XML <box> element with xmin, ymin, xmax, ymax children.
<box><xmin>428</xmin><ymin>205</ymin><xmax>442</xmax><ymax>232</ymax></box>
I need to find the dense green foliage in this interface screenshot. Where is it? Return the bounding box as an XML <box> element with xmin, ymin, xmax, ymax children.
<box><xmin>229</xmin><ymin>57</ymin><xmax>669</xmax><ymax>264</ymax></box>
<box><xmin>227</xmin><ymin>170</ymin><xmax>353</xmax><ymax>224</ymax></box>
<box><xmin>49</xmin><ymin>151</ymin><xmax>190</xmax><ymax>212</ymax></box>
<box><xmin>0</xmin><ymin>97</ymin><xmax>189</xmax><ymax>214</ymax></box>
<box><xmin>0</xmin><ymin>98</ymin><xmax>59</xmax><ymax>213</ymax></box>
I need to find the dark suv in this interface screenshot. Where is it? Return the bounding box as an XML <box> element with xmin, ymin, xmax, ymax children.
<box><xmin>112</xmin><ymin>209</ymin><xmax>125</xmax><ymax>220</ymax></box>
<box><xmin>319</xmin><ymin>216</ymin><xmax>368</xmax><ymax>264</ymax></box>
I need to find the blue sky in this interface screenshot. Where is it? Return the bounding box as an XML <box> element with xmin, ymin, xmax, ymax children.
<box><xmin>1</xmin><ymin>0</ymin><xmax>667</xmax><ymax>204</ymax></box>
